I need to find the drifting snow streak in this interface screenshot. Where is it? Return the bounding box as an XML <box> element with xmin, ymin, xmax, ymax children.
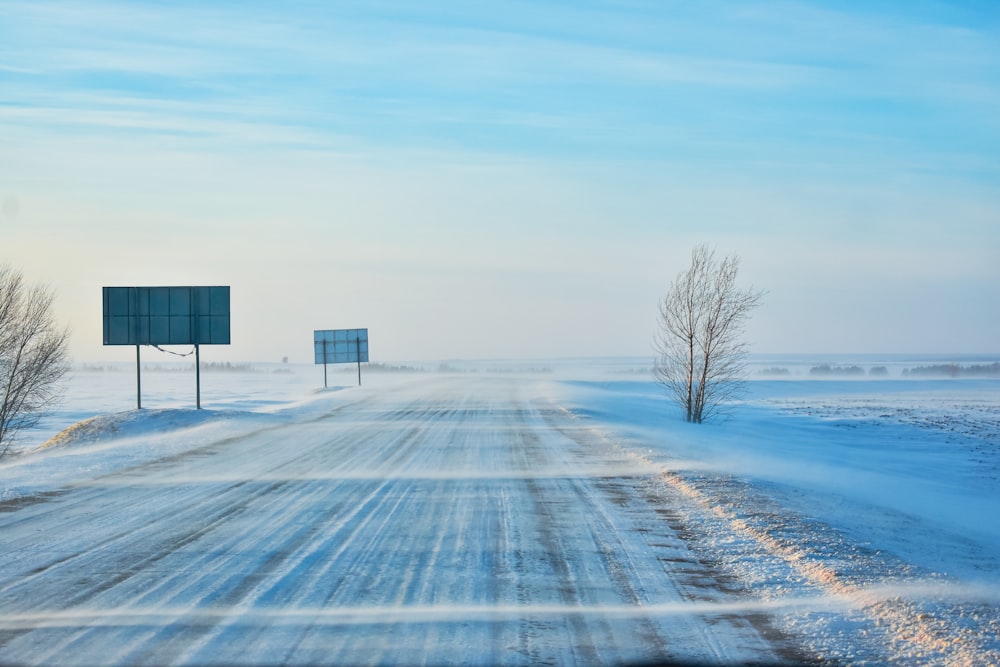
<box><xmin>6</xmin><ymin>581</ymin><xmax>995</xmax><ymax>630</ymax></box>
<box><xmin>0</xmin><ymin>598</ymin><xmax>842</xmax><ymax>629</ymax></box>
<box><xmin>74</xmin><ymin>464</ymin><xmax>658</xmax><ymax>486</ymax></box>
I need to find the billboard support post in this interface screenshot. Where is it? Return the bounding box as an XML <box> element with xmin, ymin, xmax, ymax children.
<box><xmin>323</xmin><ymin>340</ymin><xmax>328</xmax><ymax>388</ymax></box>
<box><xmin>195</xmin><ymin>344</ymin><xmax>201</xmax><ymax>410</ymax></box>
<box><xmin>356</xmin><ymin>338</ymin><xmax>361</xmax><ymax>387</ymax></box>
<box><xmin>136</xmin><ymin>345</ymin><xmax>142</xmax><ymax>410</ymax></box>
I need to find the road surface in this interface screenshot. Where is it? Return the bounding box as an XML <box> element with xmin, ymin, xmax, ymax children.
<box><xmin>0</xmin><ymin>376</ymin><xmax>807</xmax><ymax>665</ymax></box>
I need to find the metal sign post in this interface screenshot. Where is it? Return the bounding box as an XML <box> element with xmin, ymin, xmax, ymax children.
<box><xmin>136</xmin><ymin>344</ymin><xmax>142</xmax><ymax>409</ymax></box>
<box><xmin>195</xmin><ymin>344</ymin><xmax>201</xmax><ymax>410</ymax></box>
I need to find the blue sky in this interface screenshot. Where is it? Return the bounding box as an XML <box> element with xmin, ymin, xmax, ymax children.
<box><xmin>1</xmin><ymin>0</ymin><xmax>998</xmax><ymax>362</ymax></box>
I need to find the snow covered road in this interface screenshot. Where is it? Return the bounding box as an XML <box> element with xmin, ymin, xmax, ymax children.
<box><xmin>0</xmin><ymin>376</ymin><xmax>803</xmax><ymax>666</ymax></box>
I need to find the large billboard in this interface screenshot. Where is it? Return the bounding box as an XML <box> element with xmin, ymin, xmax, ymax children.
<box><xmin>103</xmin><ymin>286</ymin><xmax>231</xmax><ymax>346</ymax></box>
<box><xmin>314</xmin><ymin>328</ymin><xmax>369</xmax><ymax>364</ymax></box>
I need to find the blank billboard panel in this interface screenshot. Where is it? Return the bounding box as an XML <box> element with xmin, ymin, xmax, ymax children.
<box><xmin>103</xmin><ymin>286</ymin><xmax>231</xmax><ymax>346</ymax></box>
<box><xmin>314</xmin><ymin>328</ymin><xmax>369</xmax><ymax>364</ymax></box>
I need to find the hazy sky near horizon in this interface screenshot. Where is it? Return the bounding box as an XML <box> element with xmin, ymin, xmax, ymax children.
<box><xmin>2</xmin><ymin>1</ymin><xmax>998</xmax><ymax>363</ymax></box>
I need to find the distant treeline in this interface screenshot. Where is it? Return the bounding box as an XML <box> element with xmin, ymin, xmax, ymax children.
<box><xmin>902</xmin><ymin>363</ymin><xmax>1000</xmax><ymax>378</ymax></box>
<box><xmin>611</xmin><ymin>367</ymin><xmax>656</xmax><ymax>375</ymax></box>
<box><xmin>809</xmin><ymin>365</ymin><xmax>866</xmax><ymax>376</ymax></box>
<box><xmin>484</xmin><ymin>367</ymin><xmax>553</xmax><ymax>374</ymax></box>
<box><xmin>76</xmin><ymin>363</ymin><xmax>117</xmax><ymax>372</ymax></box>
<box><xmin>809</xmin><ymin>365</ymin><xmax>892</xmax><ymax>377</ymax></box>
<box><xmin>78</xmin><ymin>362</ymin><xmax>261</xmax><ymax>373</ymax></box>
<box><xmin>368</xmin><ymin>363</ymin><xmax>423</xmax><ymax>373</ymax></box>
<box><xmin>757</xmin><ymin>365</ymin><xmax>891</xmax><ymax>377</ymax></box>
<box><xmin>137</xmin><ymin>362</ymin><xmax>258</xmax><ymax>373</ymax></box>
<box><xmin>203</xmin><ymin>362</ymin><xmax>256</xmax><ymax>372</ymax></box>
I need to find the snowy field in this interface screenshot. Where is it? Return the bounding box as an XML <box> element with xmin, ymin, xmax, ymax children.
<box><xmin>0</xmin><ymin>356</ymin><xmax>998</xmax><ymax>665</ymax></box>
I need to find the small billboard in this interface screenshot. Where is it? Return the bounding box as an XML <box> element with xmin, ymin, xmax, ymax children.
<box><xmin>314</xmin><ymin>328</ymin><xmax>369</xmax><ymax>364</ymax></box>
<box><xmin>314</xmin><ymin>328</ymin><xmax>369</xmax><ymax>387</ymax></box>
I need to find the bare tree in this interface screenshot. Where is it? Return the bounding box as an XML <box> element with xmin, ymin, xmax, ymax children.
<box><xmin>654</xmin><ymin>245</ymin><xmax>763</xmax><ymax>423</ymax></box>
<box><xmin>0</xmin><ymin>265</ymin><xmax>70</xmax><ymax>457</ymax></box>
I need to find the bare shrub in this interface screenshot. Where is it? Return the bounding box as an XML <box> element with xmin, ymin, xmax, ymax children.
<box><xmin>0</xmin><ymin>265</ymin><xmax>70</xmax><ymax>457</ymax></box>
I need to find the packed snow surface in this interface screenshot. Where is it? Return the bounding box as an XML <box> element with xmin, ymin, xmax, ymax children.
<box><xmin>0</xmin><ymin>358</ymin><xmax>998</xmax><ymax>665</ymax></box>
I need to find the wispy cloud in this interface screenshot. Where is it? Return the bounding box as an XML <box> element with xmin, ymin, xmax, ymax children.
<box><xmin>4</xmin><ymin>0</ymin><xmax>996</xmax><ymax>169</ymax></box>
